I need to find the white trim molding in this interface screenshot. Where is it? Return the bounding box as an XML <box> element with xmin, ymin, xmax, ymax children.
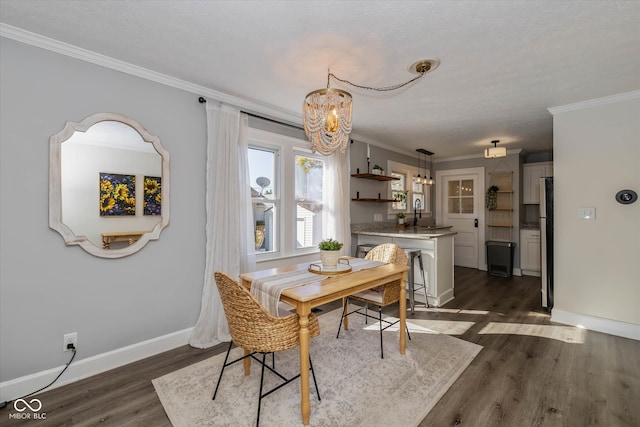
<box><xmin>0</xmin><ymin>23</ymin><xmax>301</xmax><ymax>127</ymax></box>
<box><xmin>548</xmin><ymin>89</ymin><xmax>640</xmax><ymax>115</ymax></box>
<box><xmin>0</xmin><ymin>327</ymin><xmax>195</xmax><ymax>403</ymax></box>
<box><xmin>0</xmin><ymin>23</ymin><xmax>420</xmax><ymax>160</ymax></box>
<box><xmin>551</xmin><ymin>310</ymin><xmax>639</xmax><ymax>341</ymax></box>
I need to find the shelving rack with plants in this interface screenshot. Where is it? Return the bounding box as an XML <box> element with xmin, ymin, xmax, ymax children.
<box><xmin>487</xmin><ymin>171</ymin><xmax>513</xmax><ymax>241</ymax></box>
<box><xmin>351</xmin><ymin>171</ymin><xmax>400</xmax><ymax>202</ymax></box>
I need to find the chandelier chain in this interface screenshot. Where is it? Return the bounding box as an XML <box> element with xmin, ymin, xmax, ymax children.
<box><xmin>328</xmin><ymin>71</ymin><xmax>426</xmax><ymax>92</ymax></box>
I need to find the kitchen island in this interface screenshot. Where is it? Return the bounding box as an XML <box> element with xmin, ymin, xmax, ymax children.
<box><xmin>352</xmin><ymin>225</ymin><xmax>456</xmax><ymax>307</ymax></box>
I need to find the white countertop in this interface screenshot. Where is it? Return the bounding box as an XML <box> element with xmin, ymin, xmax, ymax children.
<box><xmin>353</xmin><ymin>226</ymin><xmax>457</xmax><ymax>239</ymax></box>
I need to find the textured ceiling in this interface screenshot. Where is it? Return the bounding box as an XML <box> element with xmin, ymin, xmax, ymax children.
<box><xmin>1</xmin><ymin>0</ymin><xmax>639</xmax><ymax>159</ymax></box>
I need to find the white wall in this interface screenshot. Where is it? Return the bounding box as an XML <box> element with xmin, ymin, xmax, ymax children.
<box><xmin>551</xmin><ymin>92</ymin><xmax>640</xmax><ymax>328</ymax></box>
<box><xmin>0</xmin><ymin>38</ymin><xmax>208</xmax><ymax>383</ymax></box>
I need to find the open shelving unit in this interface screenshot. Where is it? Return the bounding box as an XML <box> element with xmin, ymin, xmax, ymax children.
<box><xmin>351</xmin><ymin>173</ymin><xmax>399</xmax><ymax>202</ymax></box>
<box><xmin>350</xmin><ymin>173</ymin><xmax>399</xmax><ymax>182</ymax></box>
<box><xmin>487</xmin><ymin>171</ymin><xmax>514</xmax><ymax>241</ymax></box>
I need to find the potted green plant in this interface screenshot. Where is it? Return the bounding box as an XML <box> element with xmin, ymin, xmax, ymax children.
<box><xmin>372</xmin><ymin>164</ymin><xmax>384</xmax><ymax>175</ymax></box>
<box><xmin>318</xmin><ymin>238</ymin><xmax>344</xmax><ymax>268</ymax></box>
<box><xmin>486</xmin><ymin>185</ymin><xmax>499</xmax><ymax>210</ymax></box>
<box><xmin>394</xmin><ymin>190</ymin><xmax>409</xmax><ymax>209</ymax></box>
<box><xmin>396</xmin><ymin>212</ymin><xmax>406</xmax><ymax>224</ymax></box>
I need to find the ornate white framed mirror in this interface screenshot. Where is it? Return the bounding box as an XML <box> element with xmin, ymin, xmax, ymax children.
<box><xmin>49</xmin><ymin>112</ymin><xmax>170</xmax><ymax>258</ymax></box>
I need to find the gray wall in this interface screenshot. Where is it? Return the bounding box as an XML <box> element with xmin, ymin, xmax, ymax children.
<box><xmin>0</xmin><ymin>38</ymin><xmax>208</xmax><ymax>381</ymax></box>
<box><xmin>350</xmin><ymin>140</ymin><xmax>419</xmax><ymax>223</ymax></box>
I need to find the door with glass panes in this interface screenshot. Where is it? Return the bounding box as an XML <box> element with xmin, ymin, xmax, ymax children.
<box><xmin>436</xmin><ymin>168</ymin><xmax>485</xmax><ymax>269</ymax></box>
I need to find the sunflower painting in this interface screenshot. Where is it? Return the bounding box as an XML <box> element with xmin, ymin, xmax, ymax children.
<box><xmin>143</xmin><ymin>176</ymin><xmax>162</xmax><ymax>216</ymax></box>
<box><xmin>99</xmin><ymin>173</ymin><xmax>136</xmax><ymax>216</ymax></box>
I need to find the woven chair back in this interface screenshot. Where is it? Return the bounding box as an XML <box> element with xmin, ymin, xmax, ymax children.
<box><xmin>362</xmin><ymin>244</ymin><xmax>408</xmax><ymax>305</ymax></box>
<box><xmin>364</xmin><ymin>243</ymin><xmax>408</xmax><ymax>265</ymax></box>
<box><xmin>214</xmin><ymin>271</ymin><xmax>320</xmax><ymax>353</ymax></box>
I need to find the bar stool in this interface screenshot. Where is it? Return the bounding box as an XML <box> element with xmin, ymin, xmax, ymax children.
<box><xmin>356</xmin><ymin>243</ymin><xmax>379</xmax><ymax>259</ymax></box>
<box><xmin>403</xmin><ymin>248</ymin><xmax>429</xmax><ymax>314</ymax></box>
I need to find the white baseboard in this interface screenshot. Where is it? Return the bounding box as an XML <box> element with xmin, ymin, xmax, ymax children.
<box><xmin>521</xmin><ymin>269</ymin><xmax>541</xmax><ymax>277</ymax></box>
<box><xmin>551</xmin><ymin>310</ymin><xmax>639</xmax><ymax>341</ymax></box>
<box><xmin>0</xmin><ymin>327</ymin><xmax>193</xmax><ymax>403</ymax></box>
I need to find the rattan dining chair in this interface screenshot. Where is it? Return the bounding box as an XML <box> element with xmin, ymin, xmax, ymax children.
<box><xmin>213</xmin><ymin>271</ymin><xmax>321</xmax><ymax>427</ymax></box>
<box><xmin>336</xmin><ymin>243</ymin><xmax>411</xmax><ymax>358</ymax></box>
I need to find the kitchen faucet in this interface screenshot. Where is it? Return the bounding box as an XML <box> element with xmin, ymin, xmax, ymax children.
<box><xmin>413</xmin><ymin>198</ymin><xmax>422</xmax><ymax>226</ymax></box>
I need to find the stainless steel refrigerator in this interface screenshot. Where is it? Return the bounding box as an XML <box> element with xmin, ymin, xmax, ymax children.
<box><xmin>539</xmin><ymin>177</ymin><xmax>554</xmax><ymax>311</ymax></box>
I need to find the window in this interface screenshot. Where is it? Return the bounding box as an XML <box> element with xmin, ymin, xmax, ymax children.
<box><xmin>295</xmin><ymin>155</ymin><xmax>324</xmax><ymax>248</ymax></box>
<box><xmin>387</xmin><ymin>160</ymin><xmax>430</xmax><ymax>218</ymax></box>
<box><xmin>248</xmin><ymin>147</ymin><xmax>278</xmax><ymax>254</ymax></box>
<box><xmin>447</xmin><ymin>179</ymin><xmax>474</xmax><ymax>214</ymax></box>
<box><xmin>248</xmin><ymin>128</ymin><xmax>323</xmax><ymax>260</ymax></box>
<box><xmin>391</xmin><ymin>172</ymin><xmax>407</xmax><ymax>210</ymax></box>
<box><xmin>412</xmin><ymin>177</ymin><xmax>425</xmax><ymax>212</ymax></box>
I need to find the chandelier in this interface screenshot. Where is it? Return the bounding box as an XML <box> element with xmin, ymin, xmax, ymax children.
<box><xmin>303</xmin><ymin>59</ymin><xmax>439</xmax><ymax>156</ymax></box>
<box><xmin>303</xmin><ymin>86</ymin><xmax>353</xmax><ymax>156</ymax></box>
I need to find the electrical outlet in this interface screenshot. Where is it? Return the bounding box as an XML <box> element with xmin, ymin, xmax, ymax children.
<box><xmin>578</xmin><ymin>207</ymin><xmax>596</xmax><ymax>220</ymax></box>
<box><xmin>63</xmin><ymin>332</ymin><xmax>77</xmax><ymax>352</ymax></box>
<box><xmin>373</xmin><ymin>214</ymin><xmax>383</xmax><ymax>222</ymax></box>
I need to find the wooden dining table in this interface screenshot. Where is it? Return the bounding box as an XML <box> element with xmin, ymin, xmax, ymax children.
<box><xmin>240</xmin><ymin>259</ymin><xmax>410</xmax><ymax>426</ymax></box>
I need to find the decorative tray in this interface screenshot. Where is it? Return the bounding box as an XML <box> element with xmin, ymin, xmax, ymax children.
<box><xmin>308</xmin><ymin>258</ymin><xmax>352</xmax><ymax>275</ymax></box>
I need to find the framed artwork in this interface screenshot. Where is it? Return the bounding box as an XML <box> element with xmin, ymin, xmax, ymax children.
<box><xmin>99</xmin><ymin>173</ymin><xmax>136</xmax><ymax>216</ymax></box>
<box><xmin>143</xmin><ymin>176</ymin><xmax>162</xmax><ymax>215</ymax></box>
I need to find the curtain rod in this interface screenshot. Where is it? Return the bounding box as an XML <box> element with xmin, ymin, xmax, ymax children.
<box><xmin>198</xmin><ymin>96</ymin><xmax>304</xmax><ymax>131</ymax></box>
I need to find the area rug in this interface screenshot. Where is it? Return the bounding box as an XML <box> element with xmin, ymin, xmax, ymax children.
<box><xmin>153</xmin><ymin>308</ymin><xmax>482</xmax><ymax>427</ymax></box>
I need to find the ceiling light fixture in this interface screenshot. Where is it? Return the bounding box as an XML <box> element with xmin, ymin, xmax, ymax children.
<box><xmin>417</xmin><ymin>149</ymin><xmax>434</xmax><ymax>185</ymax></box>
<box><xmin>416</xmin><ymin>149</ymin><xmax>424</xmax><ymax>184</ymax></box>
<box><xmin>303</xmin><ymin>59</ymin><xmax>439</xmax><ymax>156</ymax></box>
<box><xmin>425</xmin><ymin>151</ymin><xmax>435</xmax><ymax>185</ymax></box>
<box><xmin>484</xmin><ymin>140</ymin><xmax>506</xmax><ymax>159</ymax></box>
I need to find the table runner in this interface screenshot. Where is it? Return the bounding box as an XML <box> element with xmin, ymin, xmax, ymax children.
<box><xmin>251</xmin><ymin>258</ymin><xmax>386</xmax><ymax>316</ymax></box>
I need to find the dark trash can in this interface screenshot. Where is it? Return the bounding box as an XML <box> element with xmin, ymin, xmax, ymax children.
<box><xmin>486</xmin><ymin>241</ymin><xmax>516</xmax><ymax>277</ymax></box>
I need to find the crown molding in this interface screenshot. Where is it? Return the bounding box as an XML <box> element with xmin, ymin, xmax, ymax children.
<box><xmin>0</xmin><ymin>23</ymin><xmax>302</xmax><ymax>125</ymax></box>
<box><xmin>1</xmin><ymin>24</ymin><xmax>531</xmax><ymax>162</ymax></box>
<box><xmin>548</xmin><ymin>89</ymin><xmax>640</xmax><ymax>115</ymax></box>
<box><xmin>0</xmin><ymin>23</ymin><xmax>406</xmax><ymax>155</ymax></box>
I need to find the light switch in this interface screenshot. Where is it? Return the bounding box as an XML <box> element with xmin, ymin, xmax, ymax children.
<box><xmin>373</xmin><ymin>213</ymin><xmax>383</xmax><ymax>222</ymax></box>
<box><xmin>579</xmin><ymin>207</ymin><xmax>596</xmax><ymax>220</ymax></box>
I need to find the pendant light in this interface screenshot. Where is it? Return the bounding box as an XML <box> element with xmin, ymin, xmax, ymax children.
<box><xmin>415</xmin><ymin>149</ymin><xmax>424</xmax><ymax>184</ymax></box>
<box><xmin>416</xmin><ymin>149</ymin><xmax>434</xmax><ymax>185</ymax></box>
<box><xmin>425</xmin><ymin>151</ymin><xmax>435</xmax><ymax>185</ymax></box>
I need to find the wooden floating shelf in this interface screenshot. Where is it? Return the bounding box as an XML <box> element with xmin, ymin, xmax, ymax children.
<box><xmin>490</xmin><ymin>208</ymin><xmax>514</xmax><ymax>212</ymax></box>
<box><xmin>488</xmin><ymin>224</ymin><xmax>514</xmax><ymax>228</ymax></box>
<box><xmin>350</xmin><ymin>173</ymin><xmax>399</xmax><ymax>181</ymax></box>
<box><xmin>351</xmin><ymin>198</ymin><xmax>397</xmax><ymax>202</ymax></box>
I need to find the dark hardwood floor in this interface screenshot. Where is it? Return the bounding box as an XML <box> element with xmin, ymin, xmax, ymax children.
<box><xmin>2</xmin><ymin>267</ymin><xmax>638</xmax><ymax>426</ymax></box>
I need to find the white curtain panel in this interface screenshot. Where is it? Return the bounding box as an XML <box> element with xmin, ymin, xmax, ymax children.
<box><xmin>323</xmin><ymin>145</ymin><xmax>351</xmax><ymax>255</ymax></box>
<box><xmin>190</xmin><ymin>102</ymin><xmax>256</xmax><ymax>348</ymax></box>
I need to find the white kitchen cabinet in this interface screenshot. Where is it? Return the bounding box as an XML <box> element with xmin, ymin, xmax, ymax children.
<box><xmin>520</xmin><ymin>229</ymin><xmax>541</xmax><ymax>276</ymax></box>
<box><xmin>523</xmin><ymin>162</ymin><xmax>553</xmax><ymax>204</ymax></box>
